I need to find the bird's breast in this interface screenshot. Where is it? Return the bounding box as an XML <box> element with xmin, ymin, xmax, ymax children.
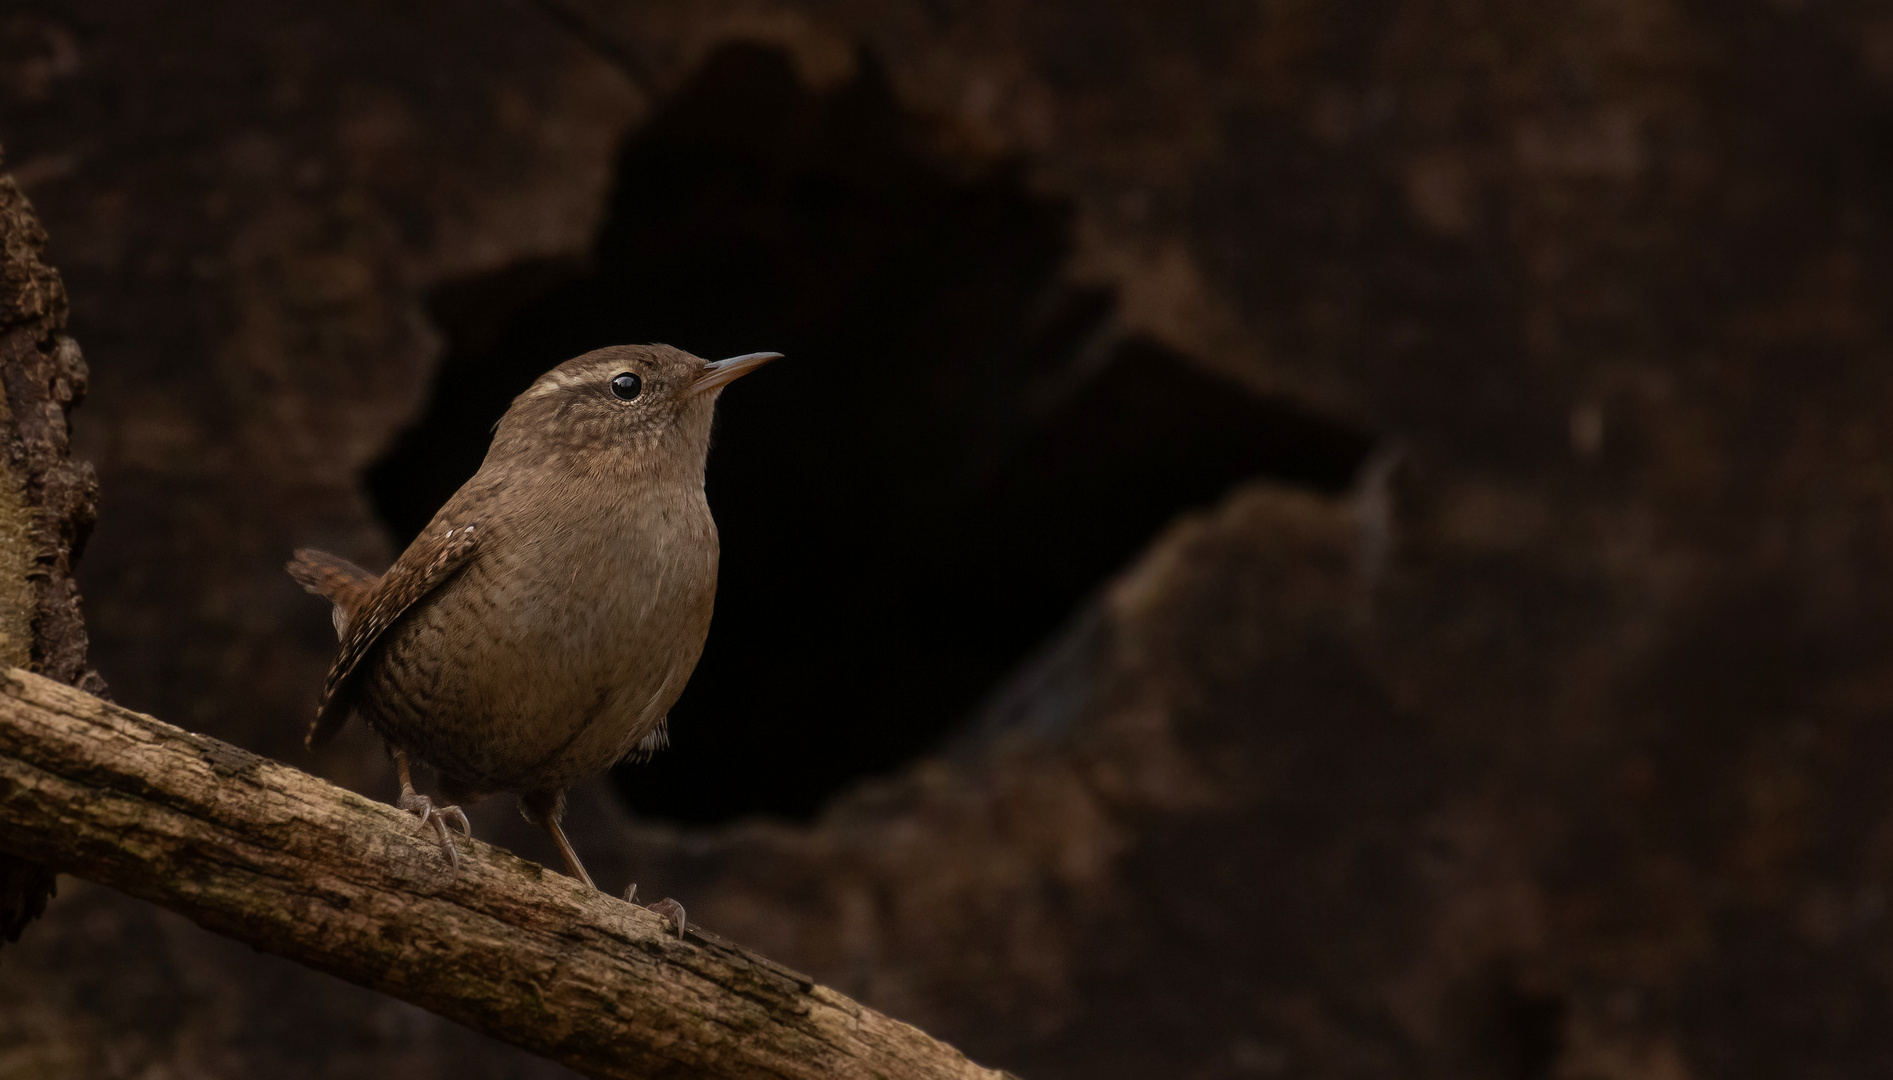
<box><xmin>498</xmin><ymin>485</ymin><xmax>719</xmax><ymax>701</ymax></box>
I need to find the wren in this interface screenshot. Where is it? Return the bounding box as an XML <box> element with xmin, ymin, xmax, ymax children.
<box><xmin>289</xmin><ymin>343</ymin><xmax>780</xmax><ymax>890</ymax></box>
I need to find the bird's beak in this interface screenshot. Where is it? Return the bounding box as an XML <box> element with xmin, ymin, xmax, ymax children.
<box><xmin>689</xmin><ymin>351</ymin><xmax>783</xmax><ymax>397</ymax></box>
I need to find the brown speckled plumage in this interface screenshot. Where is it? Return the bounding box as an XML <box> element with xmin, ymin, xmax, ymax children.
<box><xmin>289</xmin><ymin>343</ymin><xmax>779</xmax><ymax>889</ymax></box>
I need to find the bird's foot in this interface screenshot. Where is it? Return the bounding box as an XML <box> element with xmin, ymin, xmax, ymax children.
<box><xmin>399</xmin><ymin>789</ymin><xmax>472</xmax><ymax>869</ymax></box>
<box><xmin>623</xmin><ymin>884</ymin><xmax>687</xmax><ymax>939</ymax></box>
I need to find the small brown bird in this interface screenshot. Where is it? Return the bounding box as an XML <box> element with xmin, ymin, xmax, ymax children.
<box><xmin>289</xmin><ymin>344</ymin><xmax>780</xmax><ymax>890</ymax></box>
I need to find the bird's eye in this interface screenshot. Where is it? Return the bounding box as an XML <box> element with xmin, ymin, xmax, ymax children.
<box><xmin>609</xmin><ymin>372</ymin><xmax>643</xmax><ymax>401</ymax></box>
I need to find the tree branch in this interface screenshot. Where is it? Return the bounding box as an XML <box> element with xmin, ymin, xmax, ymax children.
<box><xmin>0</xmin><ymin>667</ymin><xmax>1014</xmax><ymax>1080</ymax></box>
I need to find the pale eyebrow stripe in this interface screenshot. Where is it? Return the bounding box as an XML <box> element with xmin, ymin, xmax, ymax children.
<box><xmin>523</xmin><ymin>362</ymin><xmax>625</xmax><ymax>400</ymax></box>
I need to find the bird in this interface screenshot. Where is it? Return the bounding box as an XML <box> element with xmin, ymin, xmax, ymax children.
<box><xmin>288</xmin><ymin>343</ymin><xmax>780</xmax><ymax>893</ymax></box>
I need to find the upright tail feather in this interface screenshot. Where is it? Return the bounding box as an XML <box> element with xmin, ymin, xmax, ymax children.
<box><xmin>287</xmin><ymin>548</ymin><xmax>378</xmax><ymax>640</ymax></box>
<box><xmin>289</xmin><ymin>548</ymin><xmax>381</xmax><ymax>749</ymax></box>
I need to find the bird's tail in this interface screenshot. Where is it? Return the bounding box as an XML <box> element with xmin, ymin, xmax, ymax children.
<box><xmin>286</xmin><ymin>548</ymin><xmax>378</xmax><ymax>641</ymax></box>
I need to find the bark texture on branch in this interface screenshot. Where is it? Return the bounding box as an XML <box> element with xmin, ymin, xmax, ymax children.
<box><xmin>0</xmin><ymin>666</ymin><xmax>1013</xmax><ymax>1080</ymax></box>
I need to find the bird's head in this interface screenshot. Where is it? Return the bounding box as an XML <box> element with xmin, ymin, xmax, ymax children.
<box><xmin>491</xmin><ymin>344</ymin><xmax>781</xmax><ymax>479</ymax></box>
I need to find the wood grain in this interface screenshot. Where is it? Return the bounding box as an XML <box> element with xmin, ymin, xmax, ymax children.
<box><xmin>0</xmin><ymin>667</ymin><xmax>1014</xmax><ymax>1080</ymax></box>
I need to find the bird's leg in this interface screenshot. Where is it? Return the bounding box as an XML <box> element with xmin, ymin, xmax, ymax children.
<box><xmin>545</xmin><ymin>819</ymin><xmax>595</xmax><ymax>890</ymax></box>
<box><xmin>521</xmin><ymin>788</ymin><xmax>595</xmax><ymax>890</ymax></box>
<box><xmin>392</xmin><ymin>747</ymin><xmax>471</xmax><ymax>869</ymax></box>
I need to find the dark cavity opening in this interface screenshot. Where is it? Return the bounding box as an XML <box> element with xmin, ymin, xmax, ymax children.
<box><xmin>365</xmin><ymin>42</ymin><xmax>1374</xmax><ymax>825</ymax></box>
<box><xmin>1473</xmin><ymin>969</ymin><xmax>1566</xmax><ymax>1080</ymax></box>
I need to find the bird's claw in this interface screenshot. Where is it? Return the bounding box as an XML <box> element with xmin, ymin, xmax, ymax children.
<box><xmin>624</xmin><ymin>884</ymin><xmax>688</xmax><ymax>939</ymax></box>
<box><xmin>648</xmin><ymin>897</ymin><xmax>687</xmax><ymax>939</ymax></box>
<box><xmin>441</xmin><ymin>804</ymin><xmax>472</xmax><ymax>836</ymax></box>
<box><xmin>399</xmin><ymin>790</ymin><xmax>469</xmax><ymax>869</ymax></box>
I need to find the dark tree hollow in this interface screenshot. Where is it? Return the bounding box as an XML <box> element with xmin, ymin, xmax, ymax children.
<box><xmin>366</xmin><ymin>43</ymin><xmax>1375</xmax><ymax>824</ymax></box>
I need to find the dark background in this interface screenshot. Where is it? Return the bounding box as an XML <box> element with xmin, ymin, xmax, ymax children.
<box><xmin>5</xmin><ymin>1</ymin><xmax>1893</xmax><ymax>1077</ymax></box>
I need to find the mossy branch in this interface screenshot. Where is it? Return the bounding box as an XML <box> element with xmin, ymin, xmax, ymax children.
<box><xmin>0</xmin><ymin>667</ymin><xmax>1013</xmax><ymax>1080</ymax></box>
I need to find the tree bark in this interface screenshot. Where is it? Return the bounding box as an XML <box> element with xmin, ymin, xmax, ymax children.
<box><xmin>0</xmin><ymin>666</ymin><xmax>1015</xmax><ymax>1080</ymax></box>
<box><xmin>0</xmin><ymin>151</ymin><xmax>104</xmax><ymax>946</ymax></box>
